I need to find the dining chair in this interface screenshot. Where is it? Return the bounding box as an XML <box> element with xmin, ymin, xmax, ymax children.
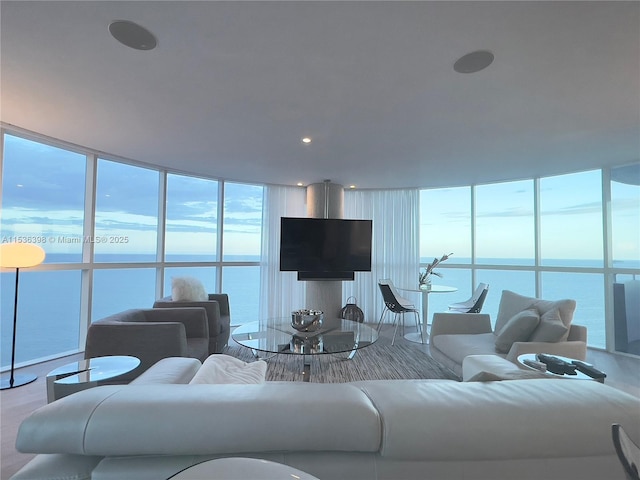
<box><xmin>448</xmin><ymin>283</ymin><xmax>489</xmax><ymax>313</ymax></box>
<box><xmin>377</xmin><ymin>279</ymin><xmax>422</xmax><ymax>345</ymax></box>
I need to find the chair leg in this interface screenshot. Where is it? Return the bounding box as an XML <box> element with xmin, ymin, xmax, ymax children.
<box><xmin>415</xmin><ymin>311</ymin><xmax>425</xmax><ymax>344</ymax></box>
<box><xmin>391</xmin><ymin>313</ymin><xmax>400</xmax><ymax>345</ymax></box>
<box><xmin>376</xmin><ymin>307</ymin><xmax>389</xmax><ymax>331</ymax></box>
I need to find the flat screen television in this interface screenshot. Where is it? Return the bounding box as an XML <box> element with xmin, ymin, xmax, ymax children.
<box><xmin>280</xmin><ymin>217</ymin><xmax>372</xmax><ymax>281</ymax></box>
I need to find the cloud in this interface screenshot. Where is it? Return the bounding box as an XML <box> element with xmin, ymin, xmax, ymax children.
<box><xmin>540</xmin><ymin>201</ymin><xmax>603</xmax><ymax>216</ymax></box>
<box><xmin>476</xmin><ymin>207</ymin><xmax>534</xmax><ymax>218</ymax></box>
<box><xmin>166</xmin><ymin>219</ymin><xmax>217</xmax><ymax>233</ymax></box>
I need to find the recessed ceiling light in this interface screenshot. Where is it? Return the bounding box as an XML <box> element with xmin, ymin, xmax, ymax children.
<box><xmin>454</xmin><ymin>50</ymin><xmax>494</xmax><ymax>74</ymax></box>
<box><xmin>349</xmin><ymin>185</ymin><xmax>356</xmax><ymax>189</ymax></box>
<box><xmin>301</xmin><ymin>137</ymin><xmax>312</xmax><ymax>144</ymax></box>
<box><xmin>297</xmin><ymin>182</ymin><xmax>304</xmax><ymax>187</ymax></box>
<box><xmin>109</xmin><ymin>20</ymin><xmax>157</xmax><ymax>51</ymax></box>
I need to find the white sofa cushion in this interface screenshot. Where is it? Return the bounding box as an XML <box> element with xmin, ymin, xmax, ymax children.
<box><xmin>189</xmin><ymin>355</ymin><xmax>267</xmax><ymax>384</ymax></box>
<box><xmin>354</xmin><ymin>379</ymin><xmax>640</xmax><ymax>461</ymax></box>
<box><xmin>431</xmin><ymin>332</ymin><xmax>499</xmax><ymax>364</ymax></box>
<box><xmin>17</xmin><ymin>383</ymin><xmax>382</xmax><ymax>456</ymax></box>
<box><xmin>495</xmin><ymin>290</ymin><xmax>576</xmax><ymax>341</ymax></box>
<box><xmin>494</xmin><ymin>309</ymin><xmax>540</xmax><ymax>353</ymax></box>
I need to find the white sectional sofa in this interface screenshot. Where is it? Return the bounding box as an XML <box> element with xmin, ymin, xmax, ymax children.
<box><xmin>11</xmin><ymin>357</ymin><xmax>639</xmax><ymax>480</ymax></box>
<box><xmin>431</xmin><ymin>290</ymin><xmax>588</xmax><ymax>377</ymax></box>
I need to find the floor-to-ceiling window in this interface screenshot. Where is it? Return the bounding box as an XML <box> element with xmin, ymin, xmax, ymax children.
<box><xmin>419</xmin><ymin>186</ymin><xmax>472</xmax><ymax>315</ymax></box>
<box><xmin>221</xmin><ymin>182</ymin><xmax>264</xmax><ymax>324</ymax></box>
<box><xmin>539</xmin><ymin>170</ymin><xmax>605</xmax><ymax>348</ymax></box>
<box><xmin>475</xmin><ymin>180</ymin><xmax>536</xmax><ymax>266</ymax></box>
<box><xmin>474</xmin><ymin>180</ymin><xmax>536</xmax><ymax>318</ymax></box>
<box><xmin>163</xmin><ymin>173</ymin><xmax>219</xmax><ymax>295</ymax></box>
<box><xmin>1</xmin><ymin>126</ymin><xmax>638</xmax><ymax>371</ymax></box>
<box><xmin>0</xmin><ymin>130</ymin><xmax>264</xmax><ymax>369</ymax></box>
<box><xmin>1</xmin><ymin>134</ymin><xmax>86</xmax><ymax>367</ymax></box>
<box><xmin>91</xmin><ymin>159</ymin><xmax>160</xmax><ymax>320</ymax></box>
<box><xmin>419</xmin><ymin>167</ymin><xmax>639</xmax><ymax>349</ymax></box>
<box><xmin>610</xmin><ymin>164</ymin><xmax>640</xmax><ymax>270</ymax></box>
<box><xmin>610</xmin><ymin>164</ymin><xmax>640</xmax><ymax>354</ymax></box>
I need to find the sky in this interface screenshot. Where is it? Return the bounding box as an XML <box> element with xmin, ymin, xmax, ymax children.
<box><xmin>1</xmin><ymin>133</ymin><xmax>639</xmax><ymax>263</ymax></box>
<box><xmin>420</xmin><ymin>169</ymin><xmax>639</xmax><ymax>262</ymax></box>
<box><xmin>1</xmin><ymin>134</ymin><xmax>264</xmax><ymax>258</ymax></box>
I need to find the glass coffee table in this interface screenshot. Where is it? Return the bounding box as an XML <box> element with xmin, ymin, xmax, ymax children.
<box><xmin>517</xmin><ymin>354</ymin><xmax>606</xmax><ymax>383</ymax></box>
<box><xmin>232</xmin><ymin>317</ymin><xmax>378</xmax><ymax>382</ymax></box>
<box><xmin>168</xmin><ymin>458</ymin><xmax>319</xmax><ymax>480</ymax></box>
<box><xmin>46</xmin><ymin>355</ymin><xmax>140</xmax><ymax>402</ymax></box>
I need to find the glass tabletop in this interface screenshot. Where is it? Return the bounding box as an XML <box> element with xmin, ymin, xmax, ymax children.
<box><xmin>232</xmin><ymin>317</ymin><xmax>378</xmax><ymax>355</ymax></box>
<box><xmin>50</xmin><ymin>355</ymin><xmax>140</xmax><ymax>385</ymax></box>
<box><xmin>517</xmin><ymin>354</ymin><xmax>594</xmax><ymax>380</ymax></box>
<box><xmin>399</xmin><ymin>284</ymin><xmax>458</xmax><ymax>293</ymax></box>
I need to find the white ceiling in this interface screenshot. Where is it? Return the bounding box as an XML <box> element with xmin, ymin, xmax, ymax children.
<box><xmin>1</xmin><ymin>1</ymin><xmax>638</xmax><ymax>189</ymax></box>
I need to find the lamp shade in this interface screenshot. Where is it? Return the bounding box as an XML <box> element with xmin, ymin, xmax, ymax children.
<box><xmin>0</xmin><ymin>243</ymin><xmax>46</xmax><ymax>268</ymax></box>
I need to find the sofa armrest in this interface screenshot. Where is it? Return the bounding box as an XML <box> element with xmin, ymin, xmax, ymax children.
<box><xmin>568</xmin><ymin>324</ymin><xmax>587</xmax><ymax>343</ymax></box>
<box><xmin>143</xmin><ymin>308</ymin><xmax>209</xmax><ymax>339</ymax></box>
<box><xmin>208</xmin><ymin>294</ymin><xmax>230</xmax><ymax>317</ymax></box>
<box><xmin>431</xmin><ymin>313</ymin><xmax>493</xmax><ymax>338</ymax></box>
<box><xmin>85</xmin><ymin>322</ymin><xmax>189</xmax><ymax>361</ymax></box>
<box><xmin>506</xmin><ymin>340</ymin><xmax>587</xmax><ymax>362</ymax></box>
<box><xmin>201</xmin><ymin>300</ymin><xmax>223</xmax><ymax>334</ymax></box>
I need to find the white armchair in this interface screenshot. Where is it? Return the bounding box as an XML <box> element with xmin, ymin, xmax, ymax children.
<box><xmin>430</xmin><ymin>290</ymin><xmax>587</xmax><ymax>377</ymax></box>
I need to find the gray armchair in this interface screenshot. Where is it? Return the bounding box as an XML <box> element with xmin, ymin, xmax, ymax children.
<box><xmin>85</xmin><ymin>308</ymin><xmax>209</xmax><ymax>381</ymax></box>
<box><xmin>153</xmin><ymin>294</ymin><xmax>231</xmax><ymax>354</ymax></box>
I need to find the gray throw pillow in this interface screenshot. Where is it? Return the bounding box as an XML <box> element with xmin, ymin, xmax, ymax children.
<box><xmin>494</xmin><ymin>308</ymin><xmax>540</xmax><ymax>353</ymax></box>
<box><xmin>528</xmin><ymin>308</ymin><xmax>569</xmax><ymax>343</ymax></box>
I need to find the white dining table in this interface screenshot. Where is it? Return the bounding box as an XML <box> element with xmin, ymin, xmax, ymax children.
<box><xmin>397</xmin><ymin>284</ymin><xmax>458</xmax><ymax>344</ymax></box>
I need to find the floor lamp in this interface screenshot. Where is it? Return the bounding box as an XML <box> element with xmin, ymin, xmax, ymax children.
<box><xmin>0</xmin><ymin>242</ymin><xmax>46</xmax><ymax>389</ymax></box>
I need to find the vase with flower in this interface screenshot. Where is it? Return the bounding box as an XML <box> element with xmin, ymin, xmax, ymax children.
<box><xmin>419</xmin><ymin>253</ymin><xmax>453</xmax><ymax>291</ymax></box>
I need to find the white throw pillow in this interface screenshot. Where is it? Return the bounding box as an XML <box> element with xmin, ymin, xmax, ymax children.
<box><xmin>495</xmin><ymin>290</ymin><xmax>537</xmax><ymax>333</ymax></box>
<box><xmin>528</xmin><ymin>308</ymin><xmax>569</xmax><ymax>343</ymax></box>
<box><xmin>171</xmin><ymin>276</ymin><xmax>208</xmax><ymax>302</ymax></box>
<box><xmin>189</xmin><ymin>355</ymin><xmax>267</xmax><ymax>384</ymax></box>
<box><xmin>530</xmin><ymin>298</ymin><xmax>576</xmax><ymax>341</ymax></box>
<box><xmin>494</xmin><ymin>308</ymin><xmax>540</xmax><ymax>354</ymax></box>
<box><xmin>495</xmin><ymin>290</ymin><xmax>576</xmax><ymax>340</ymax></box>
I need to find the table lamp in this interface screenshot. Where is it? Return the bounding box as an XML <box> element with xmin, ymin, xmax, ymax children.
<box><xmin>0</xmin><ymin>242</ymin><xmax>46</xmax><ymax>389</ymax></box>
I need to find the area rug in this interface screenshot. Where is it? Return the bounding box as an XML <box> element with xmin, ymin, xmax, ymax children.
<box><xmin>224</xmin><ymin>342</ymin><xmax>459</xmax><ymax>383</ymax></box>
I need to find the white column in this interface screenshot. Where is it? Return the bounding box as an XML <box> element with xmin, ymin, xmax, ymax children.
<box><xmin>305</xmin><ymin>181</ymin><xmax>344</xmax><ymax>318</ymax></box>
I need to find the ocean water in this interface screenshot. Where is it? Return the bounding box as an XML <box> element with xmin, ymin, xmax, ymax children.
<box><xmin>1</xmin><ymin>255</ymin><xmax>635</xmax><ymax>368</ymax></box>
<box><xmin>1</xmin><ymin>254</ymin><xmax>260</xmax><ymax>368</ymax></box>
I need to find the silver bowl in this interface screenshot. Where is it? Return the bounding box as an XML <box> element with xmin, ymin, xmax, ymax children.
<box><xmin>291</xmin><ymin>309</ymin><xmax>324</xmax><ymax>332</ymax></box>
